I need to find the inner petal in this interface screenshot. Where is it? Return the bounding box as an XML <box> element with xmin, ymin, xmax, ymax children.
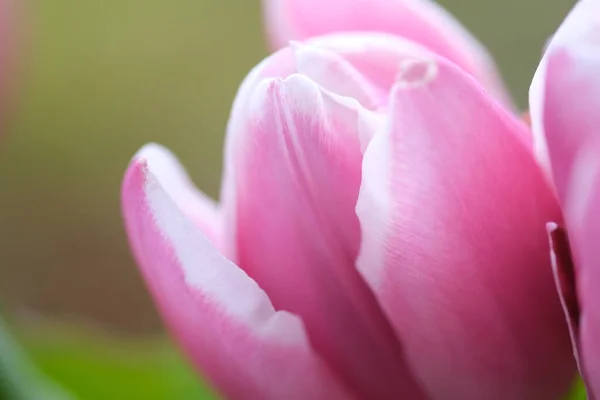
<box><xmin>225</xmin><ymin>74</ymin><xmax>426</xmax><ymax>399</ymax></box>
<box><xmin>307</xmin><ymin>33</ymin><xmax>434</xmax><ymax>100</ymax></box>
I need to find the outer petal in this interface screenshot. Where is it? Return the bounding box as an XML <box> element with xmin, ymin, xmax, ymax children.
<box><xmin>223</xmin><ymin>74</ymin><xmax>426</xmax><ymax>398</ymax></box>
<box><xmin>569</xmin><ymin>147</ymin><xmax>600</xmax><ymax>400</ymax></box>
<box><xmin>121</xmin><ymin>144</ymin><xmax>352</xmax><ymax>400</ymax></box>
<box><xmin>263</xmin><ymin>0</ymin><xmax>510</xmax><ymax>103</ymax></box>
<box><xmin>357</xmin><ymin>57</ymin><xmax>574</xmax><ymax>399</ymax></box>
<box><xmin>529</xmin><ymin>0</ymin><xmax>600</xmax><ymax>396</ymax></box>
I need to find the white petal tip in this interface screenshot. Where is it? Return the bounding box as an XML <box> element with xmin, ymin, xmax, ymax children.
<box><xmin>133</xmin><ymin>142</ymin><xmax>167</xmax><ymax>162</ymax></box>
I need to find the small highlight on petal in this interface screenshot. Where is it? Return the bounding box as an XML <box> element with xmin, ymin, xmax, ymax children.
<box><xmin>395</xmin><ymin>58</ymin><xmax>438</xmax><ymax>89</ymax></box>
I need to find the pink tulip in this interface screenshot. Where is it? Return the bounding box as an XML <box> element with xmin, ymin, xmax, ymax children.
<box><xmin>122</xmin><ymin>30</ymin><xmax>575</xmax><ymax>399</ymax></box>
<box><xmin>529</xmin><ymin>0</ymin><xmax>600</xmax><ymax>397</ymax></box>
<box><xmin>262</xmin><ymin>0</ymin><xmax>511</xmax><ymax>104</ymax></box>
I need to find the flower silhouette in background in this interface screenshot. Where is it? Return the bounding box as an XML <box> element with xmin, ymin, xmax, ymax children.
<box><xmin>0</xmin><ymin>0</ymin><xmax>19</xmax><ymax>138</ymax></box>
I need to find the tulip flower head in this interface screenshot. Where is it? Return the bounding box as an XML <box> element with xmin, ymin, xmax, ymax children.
<box><xmin>122</xmin><ymin>0</ymin><xmax>580</xmax><ymax>399</ymax></box>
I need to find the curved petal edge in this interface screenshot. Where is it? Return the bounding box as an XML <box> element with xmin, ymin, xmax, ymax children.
<box><xmin>121</xmin><ymin>144</ymin><xmax>353</xmax><ymax>400</ymax></box>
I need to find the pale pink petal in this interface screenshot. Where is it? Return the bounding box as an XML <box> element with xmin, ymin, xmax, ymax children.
<box><xmin>291</xmin><ymin>41</ymin><xmax>381</xmax><ymax>109</ymax></box>
<box><xmin>530</xmin><ymin>0</ymin><xmax>600</xmax><ymax>206</ymax></box>
<box><xmin>552</xmin><ymin>142</ymin><xmax>600</xmax><ymax>400</ymax></box>
<box><xmin>222</xmin><ymin>33</ymin><xmax>430</xmax><ymax>256</ymax></box>
<box><xmin>221</xmin><ymin>48</ymin><xmax>296</xmax><ymax>260</ymax></box>
<box><xmin>569</xmin><ymin>145</ymin><xmax>600</xmax><ymax>399</ymax></box>
<box><xmin>357</xmin><ymin>57</ymin><xmax>575</xmax><ymax>399</ymax></box>
<box><xmin>529</xmin><ymin>1</ymin><xmax>600</xmax><ymax>395</ymax></box>
<box><xmin>301</xmin><ymin>33</ymin><xmax>434</xmax><ymax>108</ymax></box>
<box><xmin>223</xmin><ymin>74</ymin><xmax>426</xmax><ymax>398</ymax></box>
<box><xmin>121</xmin><ymin>145</ymin><xmax>353</xmax><ymax>400</ymax></box>
<box><xmin>263</xmin><ymin>0</ymin><xmax>510</xmax><ymax>103</ymax></box>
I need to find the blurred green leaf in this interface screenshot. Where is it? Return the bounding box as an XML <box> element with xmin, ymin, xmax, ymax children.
<box><xmin>569</xmin><ymin>378</ymin><xmax>587</xmax><ymax>400</ymax></box>
<box><xmin>18</xmin><ymin>325</ymin><xmax>217</xmax><ymax>400</ymax></box>
<box><xmin>0</xmin><ymin>318</ymin><xmax>74</xmax><ymax>400</ymax></box>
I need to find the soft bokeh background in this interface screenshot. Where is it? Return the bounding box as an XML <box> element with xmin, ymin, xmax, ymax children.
<box><xmin>0</xmin><ymin>0</ymin><xmax>580</xmax><ymax>396</ymax></box>
<box><xmin>0</xmin><ymin>0</ymin><xmax>577</xmax><ymax>334</ymax></box>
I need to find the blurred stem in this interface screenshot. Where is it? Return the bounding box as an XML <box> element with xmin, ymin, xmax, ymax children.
<box><xmin>0</xmin><ymin>317</ymin><xmax>74</xmax><ymax>400</ymax></box>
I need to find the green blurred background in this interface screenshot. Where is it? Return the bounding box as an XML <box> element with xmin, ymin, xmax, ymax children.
<box><xmin>0</xmin><ymin>0</ymin><xmax>581</xmax><ymax>397</ymax></box>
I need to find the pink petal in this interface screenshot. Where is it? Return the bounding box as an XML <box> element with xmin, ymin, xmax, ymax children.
<box><xmin>356</xmin><ymin>57</ymin><xmax>575</xmax><ymax>399</ymax></box>
<box><xmin>121</xmin><ymin>144</ymin><xmax>352</xmax><ymax>400</ymax></box>
<box><xmin>529</xmin><ymin>1</ymin><xmax>600</xmax><ymax>395</ymax></box>
<box><xmin>262</xmin><ymin>0</ymin><xmax>510</xmax><ymax>103</ymax></box>
<box><xmin>223</xmin><ymin>74</ymin><xmax>426</xmax><ymax>398</ymax></box>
